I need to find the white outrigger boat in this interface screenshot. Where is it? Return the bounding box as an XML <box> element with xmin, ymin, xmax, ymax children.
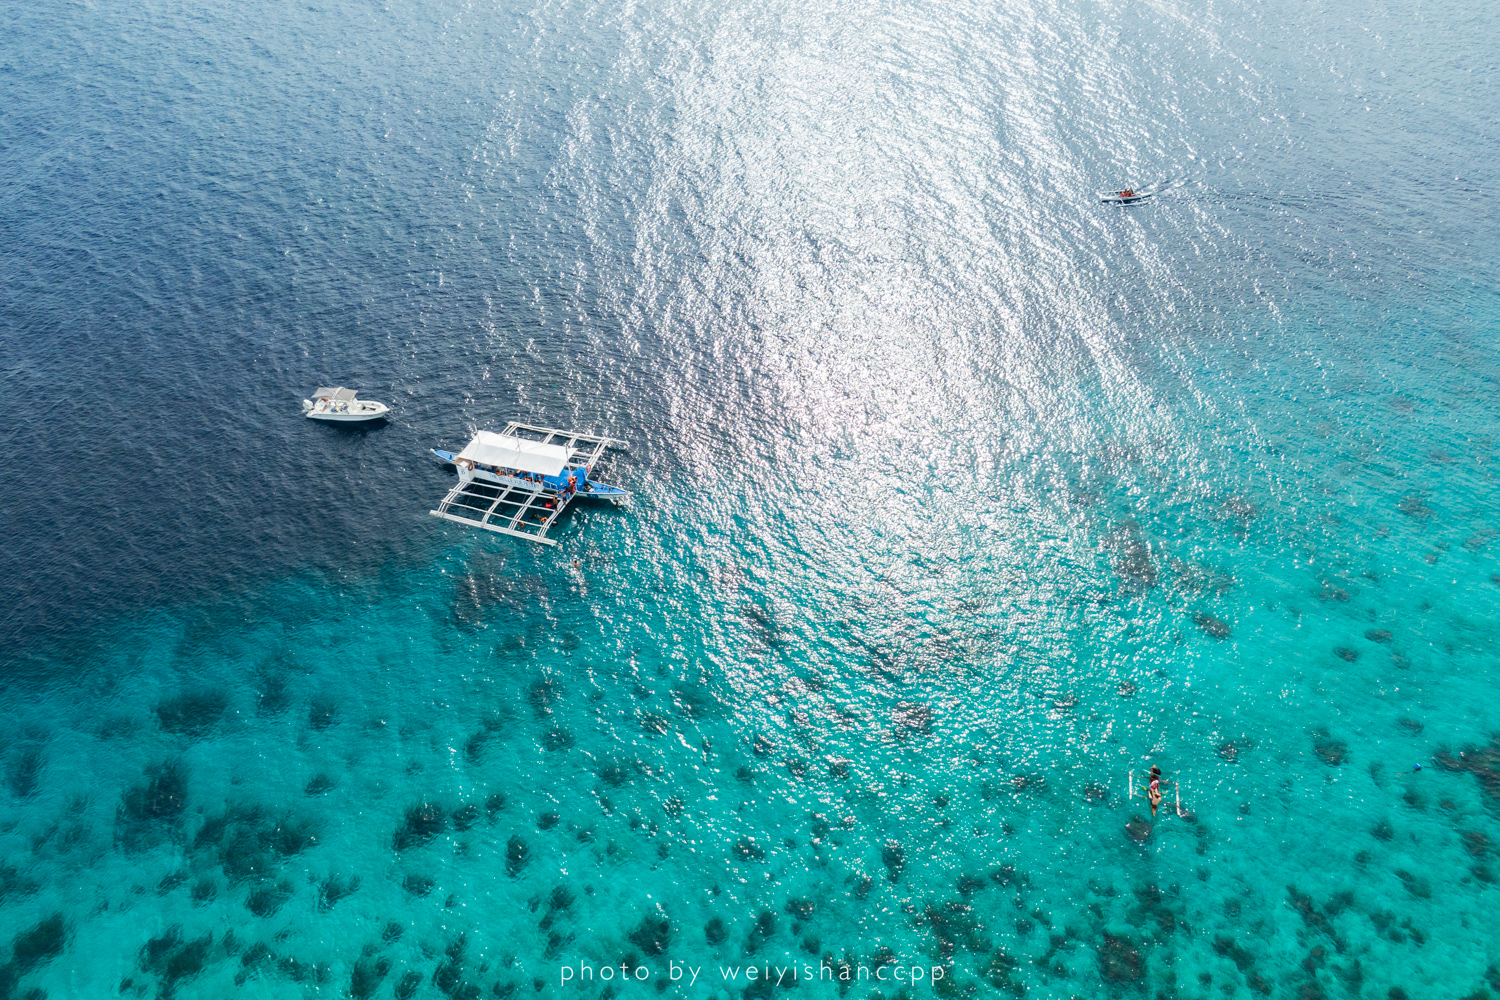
<box><xmin>429</xmin><ymin>421</ymin><xmax>629</xmax><ymax>546</ymax></box>
<box><xmin>302</xmin><ymin>387</ymin><xmax>390</xmax><ymax>422</ymax></box>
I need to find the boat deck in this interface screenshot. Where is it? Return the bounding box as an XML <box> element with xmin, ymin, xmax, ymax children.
<box><xmin>429</xmin><ymin>422</ymin><xmax>624</xmax><ymax>545</ymax></box>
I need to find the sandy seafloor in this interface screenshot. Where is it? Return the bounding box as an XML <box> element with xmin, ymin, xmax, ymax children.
<box><xmin>2</xmin><ymin>0</ymin><xmax>1499</xmax><ymax>996</ymax></box>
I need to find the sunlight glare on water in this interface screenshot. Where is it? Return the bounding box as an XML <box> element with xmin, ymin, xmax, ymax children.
<box><xmin>1</xmin><ymin>0</ymin><xmax>1498</xmax><ymax>995</ymax></box>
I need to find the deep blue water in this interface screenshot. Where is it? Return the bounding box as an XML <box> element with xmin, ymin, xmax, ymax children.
<box><xmin>3</xmin><ymin>0</ymin><xmax>1500</xmax><ymax>996</ymax></box>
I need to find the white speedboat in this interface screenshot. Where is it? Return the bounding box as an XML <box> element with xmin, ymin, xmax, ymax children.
<box><xmin>302</xmin><ymin>387</ymin><xmax>390</xmax><ymax>423</ymax></box>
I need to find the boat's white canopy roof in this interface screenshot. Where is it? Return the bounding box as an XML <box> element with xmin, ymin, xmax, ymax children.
<box><xmin>458</xmin><ymin>431</ymin><xmax>570</xmax><ymax>476</ymax></box>
<box><xmin>313</xmin><ymin>387</ymin><xmax>358</xmax><ymax>400</ymax></box>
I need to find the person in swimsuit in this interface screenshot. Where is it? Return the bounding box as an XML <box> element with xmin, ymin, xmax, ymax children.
<box><xmin>1147</xmin><ymin>765</ymin><xmax>1163</xmax><ymax>817</ymax></box>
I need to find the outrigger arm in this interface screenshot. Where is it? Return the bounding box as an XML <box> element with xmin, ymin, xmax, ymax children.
<box><xmin>431</xmin><ymin>478</ymin><xmax>564</xmax><ymax>546</ymax></box>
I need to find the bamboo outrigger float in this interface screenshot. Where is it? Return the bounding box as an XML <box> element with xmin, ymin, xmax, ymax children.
<box><xmin>429</xmin><ymin>421</ymin><xmax>629</xmax><ymax>546</ymax></box>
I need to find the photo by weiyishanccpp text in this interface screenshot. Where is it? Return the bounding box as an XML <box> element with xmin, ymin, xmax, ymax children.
<box><xmin>559</xmin><ymin>959</ymin><xmax>947</xmax><ymax>987</ymax></box>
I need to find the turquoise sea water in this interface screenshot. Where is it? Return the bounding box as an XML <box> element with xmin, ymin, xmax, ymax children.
<box><xmin>3</xmin><ymin>0</ymin><xmax>1499</xmax><ymax>996</ymax></box>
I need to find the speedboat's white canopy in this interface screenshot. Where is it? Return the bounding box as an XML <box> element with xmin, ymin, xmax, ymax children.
<box><xmin>457</xmin><ymin>430</ymin><xmax>570</xmax><ymax>476</ymax></box>
<box><xmin>312</xmin><ymin>387</ymin><xmax>358</xmax><ymax>401</ymax></box>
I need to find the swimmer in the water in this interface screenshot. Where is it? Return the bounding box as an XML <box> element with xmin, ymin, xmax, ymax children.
<box><xmin>1147</xmin><ymin>765</ymin><xmax>1163</xmax><ymax>817</ymax></box>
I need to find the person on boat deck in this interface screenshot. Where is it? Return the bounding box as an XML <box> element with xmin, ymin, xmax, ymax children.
<box><xmin>1147</xmin><ymin>765</ymin><xmax>1163</xmax><ymax>817</ymax></box>
<box><xmin>1121</xmin><ymin>189</ymin><xmax>1134</xmax><ymax>198</ymax></box>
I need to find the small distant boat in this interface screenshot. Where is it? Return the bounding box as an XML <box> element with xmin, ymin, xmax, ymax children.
<box><xmin>302</xmin><ymin>387</ymin><xmax>390</xmax><ymax>423</ymax></box>
<box><xmin>429</xmin><ymin>422</ymin><xmax>629</xmax><ymax>546</ymax></box>
<box><xmin>1101</xmin><ymin>188</ymin><xmax>1152</xmax><ymax>205</ymax></box>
